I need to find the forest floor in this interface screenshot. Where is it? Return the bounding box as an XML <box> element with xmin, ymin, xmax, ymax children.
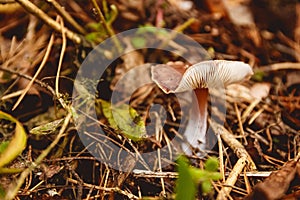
<box><xmin>0</xmin><ymin>0</ymin><xmax>300</xmax><ymax>199</ymax></box>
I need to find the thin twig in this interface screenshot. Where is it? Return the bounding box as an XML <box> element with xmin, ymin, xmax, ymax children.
<box><xmin>209</xmin><ymin>119</ymin><xmax>257</xmax><ymax>170</ymax></box>
<box><xmin>234</xmin><ymin>103</ymin><xmax>247</xmax><ymax>145</ymax></box>
<box><xmin>154</xmin><ymin>112</ymin><xmax>166</xmax><ymax>196</ymax></box>
<box><xmin>217</xmin><ymin>134</ymin><xmax>225</xmax><ymax>182</ymax></box>
<box><xmin>131</xmin><ymin>170</ymin><xmax>271</xmax><ymax>179</ymax></box>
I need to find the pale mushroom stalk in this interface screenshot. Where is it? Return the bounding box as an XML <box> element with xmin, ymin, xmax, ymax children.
<box><xmin>151</xmin><ymin>60</ymin><xmax>253</xmax><ymax>155</ymax></box>
<box><xmin>182</xmin><ymin>88</ymin><xmax>209</xmax><ymax>155</ymax></box>
<box><xmin>195</xmin><ymin>88</ymin><xmax>209</xmax><ymax>140</ymax></box>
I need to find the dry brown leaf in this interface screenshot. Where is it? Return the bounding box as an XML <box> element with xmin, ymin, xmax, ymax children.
<box><xmin>223</xmin><ymin>0</ymin><xmax>254</xmax><ymax>26</ymax></box>
<box><xmin>249</xmin><ymin>82</ymin><xmax>271</xmax><ymax>100</ymax></box>
<box><xmin>227</xmin><ymin>84</ymin><xmax>255</xmax><ymax>102</ymax></box>
<box><xmin>204</xmin><ymin>0</ymin><xmax>227</xmax><ymax>18</ymax></box>
<box><xmin>110</xmin><ymin>39</ymin><xmax>145</xmax><ymax>91</ymax></box>
<box><xmin>286</xmin><ymin>71</ymin><xmax>300</xmax><ymax>87</ymax></box>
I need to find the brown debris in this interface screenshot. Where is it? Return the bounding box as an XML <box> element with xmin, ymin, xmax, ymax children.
<box><xmin>244</xmin><ymin>159</ymin><xmax>300</xmax><ymax>200</ymax></box>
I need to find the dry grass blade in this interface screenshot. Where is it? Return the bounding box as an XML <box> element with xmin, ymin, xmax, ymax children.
<box><xmin>55</xmin><ymin>16</ymin><xmax>67</xmax><ymax>99</ymax></box>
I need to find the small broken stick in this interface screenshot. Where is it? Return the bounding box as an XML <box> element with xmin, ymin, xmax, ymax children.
<box><xmin>244</xmin><ymin>159</ymin><xmax>300</xmax><ymax>200</ymax></box>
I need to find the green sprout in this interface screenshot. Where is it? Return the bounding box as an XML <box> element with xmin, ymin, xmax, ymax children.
<box><xmin>175</xmin><ymin>155</ymin><xmax>221</xmax><ymax>200</ymax></box>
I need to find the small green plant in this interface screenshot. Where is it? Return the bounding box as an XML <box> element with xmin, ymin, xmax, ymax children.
<box><xmin>175</xmin><ymin>155</ymin><xmax>221</xmax><ymax>200</ymax></box>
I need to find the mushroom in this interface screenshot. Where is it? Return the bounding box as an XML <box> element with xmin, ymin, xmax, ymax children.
<box><xmin>151</xmin><ymin>60</ymin><xmax>253</xmax><ymax>155</ymax></box>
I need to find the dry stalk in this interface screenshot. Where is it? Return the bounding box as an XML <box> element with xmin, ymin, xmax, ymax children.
<box><xmin>217</xmin><ymin>156</ymin><xmax>248</xmax><ymax>200</ymax></box>
<box><xmin>259</xmin><ymin>62</ymin><xmax>300</xmax><ymax>71</ymax></box>
<box><xmin>55</xmin><ymin>16</ymin><xmax>67</xmax><ymax>98</ymax></box>
<box><xmin>131</xmin><ymin>170</ymin><xmax>271</xmax><ymax>179</ymax></box>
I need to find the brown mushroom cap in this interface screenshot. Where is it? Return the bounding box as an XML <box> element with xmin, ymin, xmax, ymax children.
<box><xmin>151</xmin><ymin>60</ymin><xmax>253</xmax><ymax>93</ymax></box>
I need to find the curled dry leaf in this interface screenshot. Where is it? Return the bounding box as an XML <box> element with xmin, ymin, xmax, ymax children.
<box><xmin>286</xmin><ymin>71</ymin><xmax>300</xmax><ymax>87</ymax></box>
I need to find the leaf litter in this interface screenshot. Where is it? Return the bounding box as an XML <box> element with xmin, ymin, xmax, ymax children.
<box><xmin>0</xmin><ymin>0</ymin><xmax>300</xmax><ymax>199</ymax></box>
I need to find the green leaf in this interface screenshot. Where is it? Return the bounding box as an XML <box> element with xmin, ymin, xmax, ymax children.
<box><xmin>188</xmin><ymin>168</ymin><xmax>207</xmax><ymax>182</ymax></box>
<box><xmin>209</xmin><ymin>172</ymin><xmax>222</xmax><ymax>181</ymax></box>
<box><xmin>201</xmin><ymin>180</ymin><xmax>212</xmax><ymax>194</ymax></box>
<box><xmin>136</xmin><ymin>25</ymin><xmax>168</xmax><ymax>35</ymax></box>
<box><xmin>85</xmin><ymin>32</ymin><xmax>106</xmax><ymax>43</ymax></box>
<box><xmin>0</xmin><ymin>141</ymin><xmax>9</xmax><ymax>154</ymax></box>
<box><xmin>0</xmin><ymin>111</ymin><xmax>27</xmax><ymax>169</ymax></box>
<box><xmin>0</xmin><ymin>185</ymin><xmax>5</xmax><ymax>198</ymax></box>
<box><xmin>252</xmin><ymin>70</ymin><xmax>265</xmax><ymax>82</ymax></box>
<box><xmin>204</xmin><ymin>157</ymin><xmax>219</xmax><ymax>172</ymax></box>
<box><xmin>107</xmin><ymin>5</ymin><xmax>118</xmax><ymax>25</ymax></box>
<box><xmin>97</xmin><ymin>99</ymin><xmax>146</xmax><ymax>141</ymax></box>
<box><xmin>175</xmin><ymin>155</ymin><xmax>197</xmax><ymax>200</ymax></box>
<box><xmin>175</xmin><ymin>156</ymin><xmax>221</xmax><ymax>198</ymax></box>
<box><xmin>86</xmin><ymin>22</ymin><xmax>102</xmax><ymax>31</ymax></box>
<box><xmin>131</xmin><ymin>37</ymin><xmax>147</xmax><ymax>49</ymax></box>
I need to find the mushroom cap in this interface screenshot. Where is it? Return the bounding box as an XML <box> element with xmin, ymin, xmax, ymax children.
<box><xmin>151</xmin><ymin>60</ymin><xmax>253</xmax><ymax>93</ymax></box>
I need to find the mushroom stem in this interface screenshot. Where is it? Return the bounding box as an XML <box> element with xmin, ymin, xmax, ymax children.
<box><xmin>183</xmin><ymin>88</ymin><xmax>208</xmax><ymax>155</ymax></box>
